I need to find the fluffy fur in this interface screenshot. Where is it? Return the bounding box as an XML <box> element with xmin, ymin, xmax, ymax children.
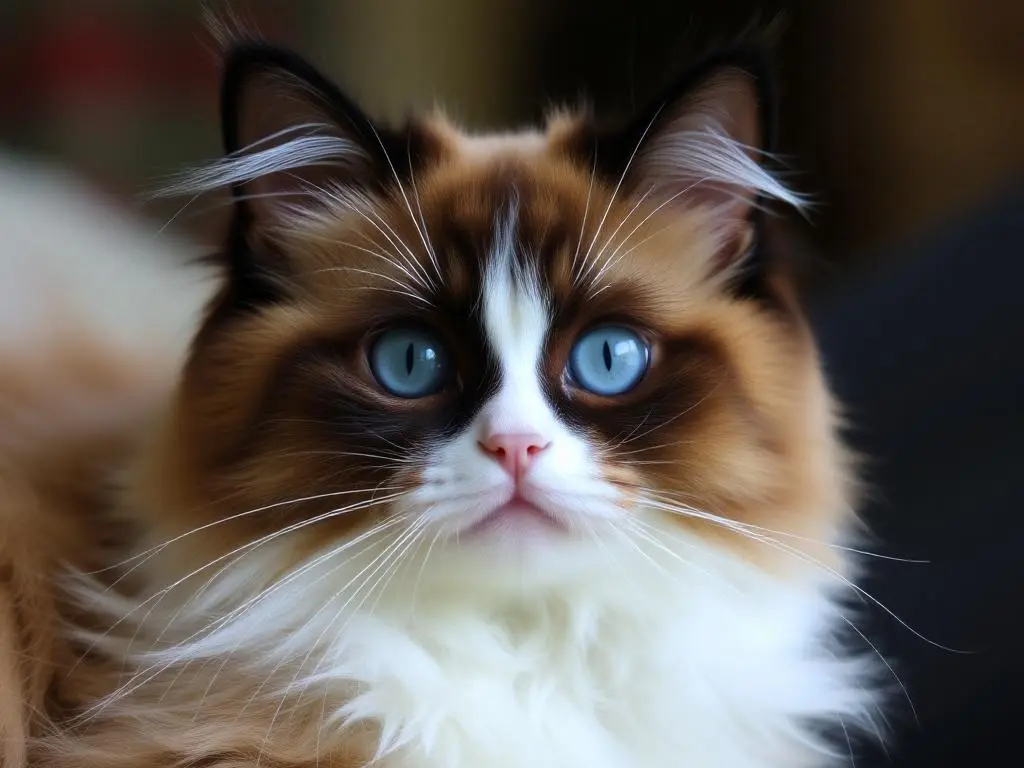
<box><xmin>0</xmin><ymin>156</ymin><xmax>215</xmax><ymax>766</ymax></box>
<box><xmin>4</xmin><ymin>39</ymin><xmax>882</xmax><ymax>768</ymax></box>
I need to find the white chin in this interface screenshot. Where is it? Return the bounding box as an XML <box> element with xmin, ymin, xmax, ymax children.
<box><xmin>462</xmin><ymin>501</ymin><xmax>567</xmax><ymax>543</ymax></box>
<box><xmin>422</xmin><ymin>510</ymin><xmax>607</xmax><ymax>594</ymax></box>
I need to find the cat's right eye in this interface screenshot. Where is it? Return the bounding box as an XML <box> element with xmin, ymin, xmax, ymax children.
<box><xmin>369</xmin><ymin>327</ymin><xmax>449</xmax><ymax>398</ymax></box>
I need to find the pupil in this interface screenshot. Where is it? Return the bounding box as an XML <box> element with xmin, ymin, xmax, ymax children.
<box><xmin>405</xmin><ymin>343</ymin><xmax>414</xmax><ymax>375</ymax></box>
<box><xmin>602</xmin><ymin>340</ymin><xmax>612</xmax><ymax>371</ymax></box>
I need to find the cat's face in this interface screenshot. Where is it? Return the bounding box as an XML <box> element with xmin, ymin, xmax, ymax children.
<box><xmin>147</xmin><ymin>45</ymin><xmax>849</xmax><ymax>592</ymax></box>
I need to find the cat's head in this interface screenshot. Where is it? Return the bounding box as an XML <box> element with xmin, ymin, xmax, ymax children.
<box><xmin>143</xmin><ymin>42</ymin><xmax>852</xmax><ymax>597</ymax></box>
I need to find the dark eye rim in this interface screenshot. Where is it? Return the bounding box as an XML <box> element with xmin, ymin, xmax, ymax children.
<box><xmin>565</xmin><ymin>323</ymin><xmax>652</xmax><ymax>397</ymax></box>
<box><xmin>367</xmin><ymin>324</ymin><xmax>452</xmax><ymax>399</ymax></box>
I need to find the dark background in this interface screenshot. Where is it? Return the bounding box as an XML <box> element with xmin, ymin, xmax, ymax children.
<box><xmin>2</xmin><ymin>1</ymin><xmax>1022</xmax><ymax>276</ymax></box>
<box><xmin>2</xmin><ymin>2</ymin><xmax>1021</xmax><ymax>765</ymax></box>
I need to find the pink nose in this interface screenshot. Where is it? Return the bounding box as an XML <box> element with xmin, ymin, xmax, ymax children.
<box><xmin>478</xmin><ymin>432</ymin><xmax>550</xmax><ymax>480</ymax></box>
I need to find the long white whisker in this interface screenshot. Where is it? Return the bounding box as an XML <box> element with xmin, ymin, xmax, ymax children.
<box><xmin>577</xmin><ymin>186</ymin><xmax>654</xmax><ymax>287</ymax></box>
<box><xmin>638</xmin><ymin>496</ymin><xmax>965</xmax><ymax>653</ymax></box>
<box><xmin>569</xmin><ymin>152</ymin><xmax>598</xmax><ymax>277</ymax></box>
<box><xmin>574</xmin><ymin>109</ymin><xmax>663</xmax><ymax>287</ymax></box>
<box><xmin>71</xmin><ymin>492</ymin><xmax>406</xmax><ymax>684</ymax></box>
<box><xmin>308</xmin><ymin>267</ymin><xmax>431</xmax><ymax>305</ymax></box>
<box><xmin>409</xmin><ymin>525</ymin><xmax>444</xmax><ymax>615</ymax></box>
<box><xmin>251</xmin><ymin>521</ymin><xmax>419</xmax><ymax>766</ymax></box>
<box><xmin>80</xmin><ymin>516</ymin><xmax>403</xmax><ymax>724</ymax></box>
<box><xmin>620</xmin><ymin>518</ymin><xmax>734</xmax><ymax>593</ymax></box>
<box><xmin>298</xmin><ymin>232</ymin><xmax>429</xmax><ymax>291</ymax></box>
<box><xmin>589</xmin><ymin>178</ymin><xmax>706</xmax><ymax>289</ymax></box>
<box><xmin>253</xmin><ymin>517</ymin><xmax>428</xmax><ymax>728</ymax></box>
<box><xmin>187</xmin><ymin>521</ymin><xmax>402</xmax><ymax>723</ymax></box>
<box><xmin>368</xmin><ymin>123</ymin><xmax>439</xmax><ymax>284</ymax></box>
<box><xmin>406</xmin><ymin>140</ymin><xmax>442</xmax><ymax>284</ymax></box>
<box><xmin>331</xmin><ymin>195</ymin><xmax>434</xmax><ymax>290</ymax></box>
<box><xmin>85</xmin><ymin>486</ymin><xmax>404</xmax><ymax>577</ymax></box>
<box><xmin>356</xmin><ymin>202</ymin><xmax>436</xmax><ymax>290</ymax></box>
<box><xmin>628</xmin><ymin>510</ymin><xmax>913</xmax><ymax>723</ymax></box>
<box><xmin>643</xmin><ymin>489</ymin><xmax>928</xmax><ymax>564</ymax></box>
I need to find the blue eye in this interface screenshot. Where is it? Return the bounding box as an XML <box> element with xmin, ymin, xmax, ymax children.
<box><xmin>569</xmin><ymin>325</ymin><xmax>649</xmax><ymax>396</ymax></box>
<box><xmin>370</xmin><ymin>328</ymin><xmax>448</xmax><ymax>398</ymax></box>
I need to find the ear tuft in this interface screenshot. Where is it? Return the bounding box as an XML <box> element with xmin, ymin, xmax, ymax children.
<box><xmin>156</xmin><ymin>43</ymin><xmax>389</xmax><ymax>228</ymax></box>
<box><xmin>153</xmin><ymin>42</ymin><xmax>408</xmax><ymax>311</ymax></box>
<box><xmin>632</xmin><ymin>67</ymin><xmax>803</xmax><ymax>211</ymax></box>
<box><xmin>595</xmin><ymin>49</ymin><xmax>806</xmax><ymax>279</ymax></box>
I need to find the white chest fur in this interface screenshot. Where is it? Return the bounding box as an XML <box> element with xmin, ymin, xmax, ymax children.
<box><xmin>117</xmin><ymin>520</ymin><xmax>875</xmax><ymax>768</ymax></box>
<box><xmin>245</xmin><ymin>539</ymin><xmax>874</xmax><ymax>768</ymax></box>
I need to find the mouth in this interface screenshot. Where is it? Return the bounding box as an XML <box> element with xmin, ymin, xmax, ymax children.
<box><xmin>462</xmin><ymin>494</ymin><xmax>567</xmax><ymax>539</ymax></box>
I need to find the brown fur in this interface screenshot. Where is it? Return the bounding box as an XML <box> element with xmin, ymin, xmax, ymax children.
<box><xmin>0</xmin><ymin>335</ymin><xmax>176</xmax><ymax>767</ymax></box>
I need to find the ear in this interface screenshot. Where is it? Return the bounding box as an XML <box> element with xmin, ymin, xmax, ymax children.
<box><xmin>219</xmin><ymin>42</ymin><xmax>409</xmax><ymax>227</ymax></box>
<box><xmin>597</xmin><ymin>52</ymin><xmax>802</xmax><ymax>277</ymax></box>
<box><xmin>183</xmin><ymin>43</ymin><xmax>410</xmax><ymax>308</ymax></box>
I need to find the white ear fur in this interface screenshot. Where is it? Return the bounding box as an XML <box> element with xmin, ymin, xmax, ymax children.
<box><xmin>155</xmin><ymin>71</ymin><xmax>369</xmax><ymax>226</ymax></box>
<box><xmin>631</xmin><ymin>68</ymin><xmax>804</xmax><ymax>263</ymax></box>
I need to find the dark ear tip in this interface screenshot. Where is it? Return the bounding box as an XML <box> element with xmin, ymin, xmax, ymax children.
<box><xmin>218</xmin><ymin>41</ymin><xmax>386</xmax><ymax>162</ymax></box>
<box><xmin>219</xmin><ymin>42</ymin><xmax>310</xmax><ymax>154</ymax></box>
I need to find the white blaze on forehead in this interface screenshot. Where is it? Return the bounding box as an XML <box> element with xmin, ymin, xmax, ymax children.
<box><xmin>479</xmin><ymin>203</ymin><xmax>554</xmax><ymax>438</ymax></box>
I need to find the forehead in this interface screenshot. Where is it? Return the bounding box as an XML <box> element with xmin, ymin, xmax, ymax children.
<box><xmin>283</xmin><ymin>118</ymin><xmax>722</xmax><ymax>328</ymax></box>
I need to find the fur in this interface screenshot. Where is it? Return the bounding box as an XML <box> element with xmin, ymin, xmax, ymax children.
<box><xmin>3</xmin><ymin>39</ymin><xmax>882</xmax><ymax>768</ymax></box>
<box><xmin>0</xmin><ymin>156</ymin><xmax>215</xmax><ymax>767</ymax></box>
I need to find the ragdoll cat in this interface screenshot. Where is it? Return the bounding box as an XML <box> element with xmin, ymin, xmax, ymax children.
<box><xmin>22</xmin><ymin>38</ymin><xmax>879</xmax><ymax>768</ymax></box>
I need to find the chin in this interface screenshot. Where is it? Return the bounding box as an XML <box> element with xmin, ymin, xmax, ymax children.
<box><xmin>401</xmin><ymin>496</ymin><xmax>619</xmax><ymax>596</ymax></box>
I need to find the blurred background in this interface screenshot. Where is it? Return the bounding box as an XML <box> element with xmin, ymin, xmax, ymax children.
<box><xmin>1</xmin><ymin>2</ymin><xmax>1022</xmax><ymax>766</ymax></box>
<box><xmin>1</xmin><ymin>0</ymin><xmax>1022</xmax><ymax>288</ymax></box>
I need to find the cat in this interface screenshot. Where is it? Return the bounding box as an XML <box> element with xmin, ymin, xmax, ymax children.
<box><xmin>12</xmin><ymin>36</ymin><xmax>881</xmax><ymax>768</ymax></box>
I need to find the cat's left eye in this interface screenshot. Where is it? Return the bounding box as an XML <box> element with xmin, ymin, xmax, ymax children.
<box><xmin>569</xmin><ymin>325</ymin><xmax>650</xmax><ymax>396</ymax></box>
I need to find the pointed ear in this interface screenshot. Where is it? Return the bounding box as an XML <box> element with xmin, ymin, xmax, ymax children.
<box><xmin>598</xmin><ymin>53</ymin><xmax>803</xmax><ymax>274</ymax></box>
<box><xmin>160</xmin><ymin>43</ymin><xmax>412</xmax><ymax>310</ymax></box>
<box><xmin>218</xmin><ymin>42</ymin><xmax>400</xmax><ymax>232</ymax></box>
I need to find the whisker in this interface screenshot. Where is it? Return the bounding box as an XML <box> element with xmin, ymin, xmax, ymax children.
<box><xmin>620</xmin><ymin>518</ymin><xmax>734</xmax><ymax>593</ymax></box>
<box><xmin>153</xmin><ymin>514</ymin><xmax>408</xmax><ymax>654</ymax></box>
<box><xmin>249</xmin><ymin>517</ymin><xmax>428</xmax><ymax>737</ymax></box>
<box><xmin>85</xmin><ymin>486</ymin><xmax>405</xmax><ymax>577</ymax></box>
<box><xmin>306</xmin><ymin>265</ymin><xmax>421</xmax><ymax>301</ymax></box>
<box><xmin>307</xmin><ymin>183</ymin><xmax>433</xmax><ymax>291</ymax></box>
<box><xmin>586</xmin><ymin>218</ymin><xmax>681</xmax><ymax>298</ymax></box>
<box><xmin>602</xmin><ymin>385</ymin><xmax>721</xmax><ymax>453</ymax></box>
<box><xmin>355</xmin><ymin>202</ymin><xmax>436</xmax><ymax>290</ymax></box>
<box><xmin>607</xmin><ymin>408</ymin><xmax>655</xmax><ymax>449</ymax></box>
<box><xmin>569</xmin><ymin>152</ymin><xmax>598</xmax><ymax>277</ymax></box>
<box><xmin>79</xmin><ymin>514</ymin><xmax>404</xmax><ymax>723</ymax></box>
<box><xmin>70</xmin><ymin>492</ymin><xmax>406</xmax><ymax>683</ymax></box>
<box><xmin>298</xmin><ymin>231</ymin><xmax>428</xmax><ymax>290</ymax></box>
<box><xmin>253</xmin><ymin>550</ymin><xmax>401</xmax><ymax>764</ymax></box>
<box><xmin>638</xmin><ymin>496</ymin><xmax>965</xmax><ymax>653</ymax></box>
<box><xmin>406</xmin><ymin>138</ymin><xmax>442</xmax><ymax>285</ymax></box>
<box><xmin>589</xmin><ymin>179</ymin><xmax>705</xmax><ymax>289</ymax></box>
<box><xmin>189</xmin><ymin>522</ymin><xmax>400</xmax><ymax>723</ymax></box>
<box><xmin>608</xmin><ymin>439</ymin><xmax>697</xmax><ymax>458</ymax></box>
<box><xmin>577</xmin><ymin>186</ymin><xmax>655</xmax><ymax>287</ymax></box>
<box><xmin>643</xmin><ymin>489</ymin><xmax>929</xmax><ymax>565</ymax></box>
<box><xmin>369</xmin><ymin>122</ymin><xmax>440</xmax><ymax>286</ymax></box>
<box><xmin>574</xmin><ymin>108</ymin><xmax>664</xmax><ymax>288</ymax></box>
<box><xmin>627</xmin><ymin>511</ymin><xmax>914</xmax><ymax>722</ymax></box>
<box><xmin>409</xmin><ymin>525</ymin><xmax>444</xmax><ymax>615</ymax></box>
